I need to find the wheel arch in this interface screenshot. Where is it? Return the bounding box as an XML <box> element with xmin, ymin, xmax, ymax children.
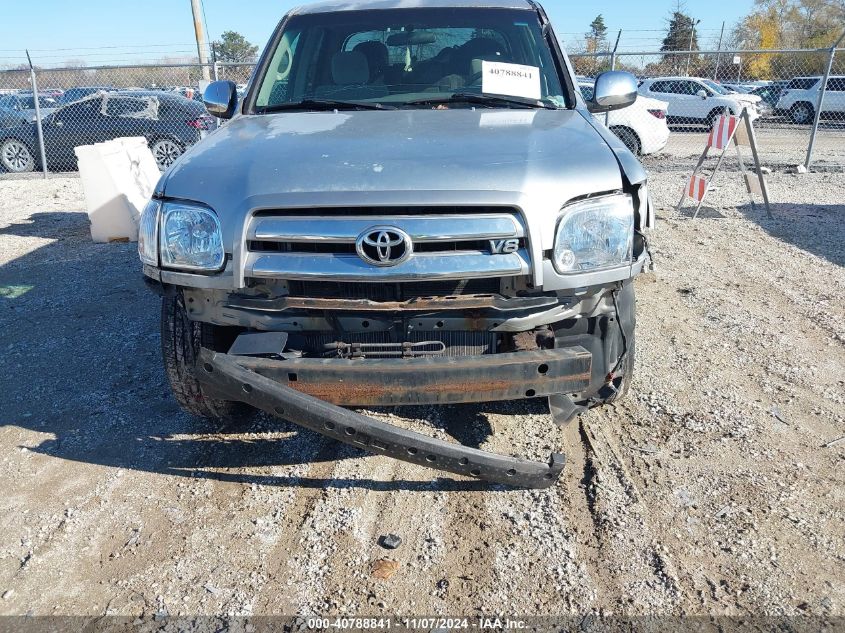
<box><xmin>609</xmin><ymin>125</ymin><xmax>642</xmax><ymax>155</ymax></box>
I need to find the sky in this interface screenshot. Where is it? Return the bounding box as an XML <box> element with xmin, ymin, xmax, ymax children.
<box><xmin>0</xmin><ymin>0</ymin><xmax>755</xmax><ymax>68</ymax></box>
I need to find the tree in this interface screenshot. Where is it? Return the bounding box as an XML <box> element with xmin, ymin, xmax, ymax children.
<box><xmin>586</xmin><ymin>15</ymin><xmax>608</xmax><ymax>52</ymax></box>
<box><xmin>211</xmin><ymin>31</ymin><xmax>259</xmax><ymax>63</ymax></box>
<box><xmin>730</xmin><ymin>0</ymin><xmax>844</xmax><ymax>78</ymax></box>
<box><xmin>662</xmin><ymin>12</ymin><xmax>699</xmax><ymax>52</ymax></box>
<box><xmin>661</xmin><ymin>11</ymin><xmax>699</xmax><ymax>73</ymax></box>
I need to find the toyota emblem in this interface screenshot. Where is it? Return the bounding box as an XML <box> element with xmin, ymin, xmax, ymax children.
<box><xmin>355</xmin><ymin>227</ymin><xmax>413</xmax><ymax>267</ymax></box>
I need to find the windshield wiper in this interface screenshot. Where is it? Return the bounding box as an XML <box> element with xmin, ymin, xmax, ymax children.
<box><xmin>405</xmin><ymin>92</ymin><xmax>557</xmax><ymax>110</ymax></box>
<box><xmin>259</xmin><ymin>99</ymin><xmax>396</xmax><ymax>113</ymax></box>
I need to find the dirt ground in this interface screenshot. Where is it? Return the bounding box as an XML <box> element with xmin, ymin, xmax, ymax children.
<box><xmin>0</xmin><ymin>165</ymin><xmax>842</xmax><ymax>620</ymax></box>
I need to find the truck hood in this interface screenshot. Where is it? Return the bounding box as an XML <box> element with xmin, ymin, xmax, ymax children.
<box><xmin>160</xmin><ymin>108</ymin><xmax>624</xmax><ymax>216</ymax></box>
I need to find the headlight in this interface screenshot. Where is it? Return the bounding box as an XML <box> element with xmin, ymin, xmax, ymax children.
<box><xmin>553</xmin><ymin>194</ymin><xmax>633</xmax><ymax>274</ymax></box>
<box><xmin>138</xmin><ymin>199</ymin><xmax>160</xmax><ymax>266</ymax></box>
<box><xmin>159</xmin><ymin>202</ymin><xmax>225</xmax><ymax>271</ymax></box>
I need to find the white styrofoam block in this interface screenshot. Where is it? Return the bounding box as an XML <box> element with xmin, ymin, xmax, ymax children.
<box><xmin>74</xmin><ymin>137</ymin><xmax>161</xmax><ymax>243</ymax></box>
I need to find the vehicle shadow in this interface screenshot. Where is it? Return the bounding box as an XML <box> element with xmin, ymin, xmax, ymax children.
<box><xmin>736</xmin><ymin>202</ymin><xmax>844</xmax><ymax>268</ymax></box>
<box><xmin>0</xmin><ymin>209</ymin><xmax>546</xmax><ymax>493</ymax></box>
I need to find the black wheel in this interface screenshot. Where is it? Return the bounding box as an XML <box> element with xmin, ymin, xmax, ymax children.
<box><xmin>611</xmin><ymin>126</ymin><xmax>641</xmax><ymax>156</ymax></box>
<box><xmin>705</xmin><ymin>109</ymin><xmax>724</xmax><ymax>128</ymax></box>
<box><xmin>790</xmin><ymin>102</ymin><xmax>814</xmax><ymax>125</ymax></box>
<box><xmin>160</xmin><ymin>291</ymin><xmax>252</xmax><ymax>421</ymax></box>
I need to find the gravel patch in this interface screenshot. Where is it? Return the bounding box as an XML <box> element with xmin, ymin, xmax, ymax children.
<box><xmin>0</xmin><ymin>165</ymin><xmax>842</xmax><ymax>617</ymax></box>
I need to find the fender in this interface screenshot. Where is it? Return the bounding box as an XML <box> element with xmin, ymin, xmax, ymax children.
<box><xmin>578</xmin><ymin>110</ymin><xmax>648</xmax><ymax>186</ymax></box>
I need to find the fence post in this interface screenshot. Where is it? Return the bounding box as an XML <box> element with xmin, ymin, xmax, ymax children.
<box><xmin>713</xmin><ymin>21</ymin><xmax>725</xmax><ymax>79</ymax></box>
<box><xmin>805</xmin><ymin>31</ymin><xmax>845</xmax><ymax>171</ymax></box>
<box><xmin>610</xmin><ymin>30</ymin><xmax>622</xmax><ymax>71</ymax></box>
<box><xmin>25</xmin><ymin>51</ymin><xmax>48</xmax><ymax>179</ymax></box>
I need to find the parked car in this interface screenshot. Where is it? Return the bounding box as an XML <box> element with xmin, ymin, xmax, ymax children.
<box><xmin>638</xmin><ymin>76</ymin><xmax>761</xmax><ymax>125</ymax></box>
<box><xmin>40</xmin><ymin>88</ymin><xmax>65</xmax><ymax>99</ymax></box>
<box><xmin>137</xmin><ymin>0</ymin><xmax>655</xmax><ymax>488</ymax></box>
<box><xmin>579</xmin><ymin>81</ymin><xmax>669</xmax><ymax>155</ymax></box>
<box><xmin>58</xmin><ymin>86</ymin><xmax>116</xmax><ymax>105</ymax></box>
<box><xmin>775</xmin><ymin>75</ymin><xmax>845</xmax><ymax>124</ymax></box>
<box><xmin>0</xmin><ymin>90</ymin><xmax>214</xmax><ymax>172</ymax></box>
<box><xmin>750</xmin><ymin>83</ymin><xmax>786</xmax><ymax>111</ymax></box>
<box><xmin>0</xmin><ymin>107</ymin><xmax>27</xmax><ymax>128</ymax></box>
<box><xmin>0</xmin><ymin>94</ymin><xmax>59</xmax><ymax>123</ymax></box>
<box><xmin>721</xmin><ymin>83</ymin><xmax>753</xmax><ymax>94</ymax></box>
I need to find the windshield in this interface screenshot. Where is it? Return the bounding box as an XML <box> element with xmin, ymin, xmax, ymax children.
<box><xmin>253</xmin><ymin>8</ymin><xmax>567</xmax><ymax>111</ymax></box>
<box><xmin>702</xmin><ymin>80</ymin><xmax>731</xmax><ymax>95</ymax></box>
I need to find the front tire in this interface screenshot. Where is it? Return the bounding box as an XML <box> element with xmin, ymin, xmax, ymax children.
<box><xmin>602</xmin><ymin>333</ymin><xmax>635</xmax><ymax>404</ymax></box>
<box><xmin>0</xmin><ymin>138</ymin><xmax>35</xmax><ymax>173</ymax></box>
<box><xmin>598</xmin><ymin>281</ymin><xmax>636</xmax><ymax>405</ymax></box>
<box><xmin>160</xmin><ymin>291</ymin><xmax>251</xmax><ymax>421</ymax></box>
<box><xmin>790</xmin><ymin>102</ymin><xmax>814</xmax><ymax>125</ymax></box>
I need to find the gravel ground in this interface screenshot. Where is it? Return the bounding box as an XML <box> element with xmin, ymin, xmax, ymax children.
<box><xmin>0</xmin><ymin>165</ymin><xmax>843</xmax><ymax>619</ymax></box>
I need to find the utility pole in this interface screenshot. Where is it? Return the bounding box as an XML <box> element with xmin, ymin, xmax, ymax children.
<box><xmin>685</xmin><ymin>18</ymin><xmax>701</xmax><ymax>76</ymax></box>
<box><xmin>25</xmin><ymin>51</ymin><xmax>48</xmax><ymax>179</ymax></box>
<box><xmin>713</xmin><ymin>21</ymin><xmax>725</xmax><ymax>80</ymax></box>
<box><xmin>191</xmin><ymin>0</ymin><xmax>211</xmax><ymax>82</ymax></box>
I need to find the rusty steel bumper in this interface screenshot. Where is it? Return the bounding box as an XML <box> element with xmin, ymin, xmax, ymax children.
<box><xmin>202</xmin><ymin>346</ymin><xmax>593</xmax><ymax>407</ymax></box>
<box><xmin>197</xmin><ymin>348</ymin><xmax>574</xmax><ymax>488</ymax></box>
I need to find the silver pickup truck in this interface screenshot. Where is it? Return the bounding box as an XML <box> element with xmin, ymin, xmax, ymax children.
<box><xmin>139</xmin><ymin>0</ymin><xmax>654</xmax><ymax>488</ymax></box>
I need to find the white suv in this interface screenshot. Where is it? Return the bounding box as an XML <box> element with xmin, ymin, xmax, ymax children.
<box><xmin>775</xmin><ymin>76</ymin><xmax>845</xmax><ymax>124</ymax></box>
<box><xmin>579</xmin><ymin>82</ymin><xmax>670</xmax><ymax>155</ymax></box>
<box><xmin>638</xmin><ymin>77</ymin><xmax>761</xmax><ymax>126</ymax></box>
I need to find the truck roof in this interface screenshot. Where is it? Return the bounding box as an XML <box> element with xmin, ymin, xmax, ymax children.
<box><xmin>292</xmin><ymin>0</ymin><xmax>535</xmax><ymax>16</ymax></box>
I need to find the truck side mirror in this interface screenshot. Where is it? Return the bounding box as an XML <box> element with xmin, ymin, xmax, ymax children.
<box><xmin>203</xmin><ymin>80</ymin><xmax>238</xmax><ymax>119</ymax></box>
<box><xmin>587</xmin><ymin>71</ymin><xmax>638</xmax><ymax>113</ymax></box>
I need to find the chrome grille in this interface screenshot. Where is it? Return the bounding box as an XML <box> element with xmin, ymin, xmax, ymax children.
<box><xmin>242</xmin><ymin>210</ymin><xmax>531</xmax><ymax>283</ymax></box>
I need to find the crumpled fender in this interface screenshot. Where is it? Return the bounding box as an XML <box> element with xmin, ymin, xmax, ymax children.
<box><xmin>578</xmin><ymin>110</ymin><xmax>648</xmax><ymax>186</ymax></box>
<box><xmin>578</xmin><ymin>110</ymin><xmax>654</xmax><ymax>230</ymax></box>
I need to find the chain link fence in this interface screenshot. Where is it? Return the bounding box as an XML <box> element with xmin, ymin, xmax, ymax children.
<box><xmin>571</xmin><ymin>46</ymin><xmax>845</xmax><ymax>169</ymax></box>
<box><xmin>0</xmin><ymin>62</ymin><xmax>252</xmax><ymax>174</ymax></box>
<box><xmin>0</xmin><ymin>48</ymin><xmax>842</xmax><ymax>177</ymax></box>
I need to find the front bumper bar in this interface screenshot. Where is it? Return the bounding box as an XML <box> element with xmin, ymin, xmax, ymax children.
<box><xmin>197</xmin><ymin>349</ymin><xmax>566</xmax><ymax>488</ymax></box>
<box><xmin>209</xmin><ymin>347</ymin><xmax>593</xmax><ymax>407</ymax></box>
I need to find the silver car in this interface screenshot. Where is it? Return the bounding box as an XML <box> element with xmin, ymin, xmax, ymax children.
<box><xmin>138</xmin><ymin>0</ymin><xmax>654</xmax><ymax>488</ymax></box>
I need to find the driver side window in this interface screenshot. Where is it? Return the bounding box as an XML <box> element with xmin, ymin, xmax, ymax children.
<box><xmin>679</xmin><ymin>81</ymin><xmax>702</xmax><ymax>96</ymax></box>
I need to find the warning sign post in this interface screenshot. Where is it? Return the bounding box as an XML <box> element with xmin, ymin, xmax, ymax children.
<box><xmin>676</xmin><ymin>108</ymin><xmax>772</xmax><ymax>219</ymax></box>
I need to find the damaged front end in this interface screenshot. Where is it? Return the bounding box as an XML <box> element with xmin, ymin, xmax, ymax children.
<box><xmin>169</xmin><ymin>275</ymin><xmax>637</xmax><ymax>488</ymax></box>
<box><xmin>197</xmin><ymin>347</ymin><xmax>566</xmax><ymax>488</ymax></box>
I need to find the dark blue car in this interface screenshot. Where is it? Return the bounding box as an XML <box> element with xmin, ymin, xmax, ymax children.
<box><xmin>0</xmin><ymin>90</ymin><xmax>214</xmax><ymax>173</ymax></box>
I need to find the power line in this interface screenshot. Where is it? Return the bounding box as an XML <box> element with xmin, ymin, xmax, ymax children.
<box><xmin>0</xmin><ymin>43</ymin><xmax>201</xmax><ymax>53</ymax></box>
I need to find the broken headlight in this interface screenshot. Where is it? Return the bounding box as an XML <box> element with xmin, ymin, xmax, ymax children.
<box><xmin>553</xmin><ymin>194</ymin><xmax>634</xmax><ymax>274</ymax></box>
<box><xmin>159</xmin><ymin>202</ymin><xmax>225</xmax><ymax>271</ymax></box>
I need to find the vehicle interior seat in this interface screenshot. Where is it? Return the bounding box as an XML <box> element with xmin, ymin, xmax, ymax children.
<box><xmin>352</xmin><ymin>41</ymin><xmax>390</xmax><ymax>83</ymax></box>
<box><xmin>314</xmin><ymin>51</ymin><xmax>389</xmax><ymax>100</ymax></box>
<box><xmin>445</xmin><ymin>37</ymin><xmax>509</xmax><ymax>88</ymax></box>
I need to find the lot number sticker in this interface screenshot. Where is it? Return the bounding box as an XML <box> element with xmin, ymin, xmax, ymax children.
<box><xmin>481</xmin><ymin>61</ymin><xmax>541</xmax><ymax>100</ymax></box>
